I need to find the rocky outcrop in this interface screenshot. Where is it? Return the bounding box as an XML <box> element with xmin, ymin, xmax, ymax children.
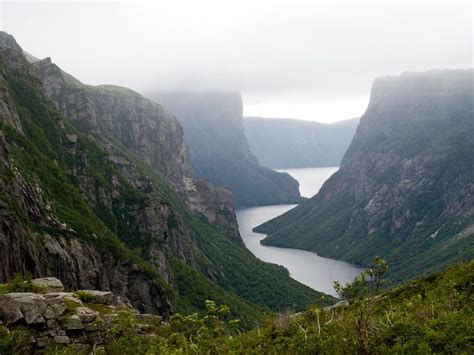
<box><xmin>0</xmin><ymin>278</ymin><xmax>161</xmax><ymax>352</ymax></box>
<box><xmin>0</xmin><ymin>31</ymin><xmax>22</xmax><ymax>53</ymax></box>
<box><xmin>186</xmin><ymin>179</ymin><xmax>241</xmax><ymax>245</ymax></box>
<box><xmin>0</xmin><ymin>156</ymin><xmax>172</xmax><ymax>315</ymax></box>
<box><xmin>34</xmin><ymin>58</ymin><xmax>241</xmax><ymax>242</ymax></box>
<box><xmin>257</xmin><ymin>69</ymin><xmax>474</xmax><ymax>283</ymax></box>
<box><xmin>151</xmin><ymin>91</ymin><xmax>303</xmax><ymax>207</ymax></box>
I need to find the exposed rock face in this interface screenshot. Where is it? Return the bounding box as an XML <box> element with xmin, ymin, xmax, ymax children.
<box><xmin>0</xmin><ymin>170</ymin><xmax>172</xmax><ymax>315</ymax></box>
<box><xmin>151</xmin><ymin>91</ymin><xmax>303</xmax><ymax>207</ymax></box>
<box><xmin>0</xmin><ymin>45</ymin><xmax>173</xmax><ymax>316</ymax></box>
<box><xmin>0</xmin><ymin>32</ymin><xmax>327</xmax><ymax>321</ymax></box>
<box><xmin>257</xmin><ymin>69</ymin><xmax>474</xmax><ymax>283</ymax></box>
<box><xmin>0</xmin><ymin>31</ymin><xmax>22</xmax><ymax>52</ymax></box>
<box><xmin>244</xmin><ymin>117</ymin><xmax>359</xmax><ymax>169</ymax></box>
<box><xmin>185</xmin><ymin>178</ymin><xmax>242</xmax><ymax>244</ymax></box>
<box><xmin>34</xmin><ymin>58</ymin><xmax>240</xmax><ymax>241</ymax></box>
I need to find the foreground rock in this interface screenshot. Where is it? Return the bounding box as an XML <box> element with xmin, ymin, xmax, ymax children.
<box><xmin>76</xmin><ymin>290</ymin><xmax>114</xmax><ymax>305</ymax></box>
<box><xmin>31</xmin><ymin>277</ymin><xmax>64</xmax><ymax>293</ymax></box>
<box><xmin>0</xmin><ymin>279</ymin><xmax>162</xmax><ymax>352</ymax></box>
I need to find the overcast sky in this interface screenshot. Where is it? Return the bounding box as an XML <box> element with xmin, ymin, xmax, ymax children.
<box><xmin>1</xmin><ymin>0</ymin><xmax>472</xmax><ymax>123</ymax></box>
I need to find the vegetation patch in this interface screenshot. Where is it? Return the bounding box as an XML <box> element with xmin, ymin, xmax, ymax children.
<box><xmin>0</xmin><ymin>273</ymin><xmax>46</xmax><ymax>294</ymax></box>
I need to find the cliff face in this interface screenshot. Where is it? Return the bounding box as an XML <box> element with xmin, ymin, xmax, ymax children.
<box><xmin>36</xmin><ymin>58</ymin><xmax>192</xmax><ymax>191</ymax></box>
<box><xmin>257</xmin><ymin>69</ymin><xmax>474</xmax><ymax>283</ymax></box>
<box><xmin>0</xmin><ymin>33</ymin><xmax>326</xmax><ymax>320</ymax></box>
<box><xmin>151</xmin><ymin>91</ymin><xmax>303</xmax><ymax>207</ymax></box>
<box><xmin>0</xmin><ymin>48</ymin><xmax>173</xmax><ymax>315</ymax></box>
<box><xmin>33</xmin><ymin>58</ymin><xmax>240</xmax><ymax>241</ymax></box>
<box><xmin>244</xmin><ymin>117</ymin><xmax>359</xmax><ymax>169</ymax></box>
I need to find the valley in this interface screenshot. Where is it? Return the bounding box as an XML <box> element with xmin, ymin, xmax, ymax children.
<box><xmin>237</xmin><ymin>167</ymin><xmax>361</xmax><ymax>296</ymax></box>
<box><xmin>256</xmin><ymin>69</ymin><xmax>474</xmax><ymax>285</ymax></box>
<box><xmin>0</xmin><ymin>2</ymin><xmax>473</xmax><ymax>352</ymax></box>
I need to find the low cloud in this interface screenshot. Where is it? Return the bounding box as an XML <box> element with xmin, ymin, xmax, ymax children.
<box><xmin>2</xmin><ymin>0</ymin><xmax>472</xmax><ymax>121</ymax></box>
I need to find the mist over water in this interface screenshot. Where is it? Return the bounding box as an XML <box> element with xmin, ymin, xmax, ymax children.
<box><xmin>237</xmin><ymin>167</ymin><xmax>360</xmax><ymax>296</ymax></box>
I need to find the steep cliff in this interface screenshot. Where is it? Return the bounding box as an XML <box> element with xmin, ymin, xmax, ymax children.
<box><xmin>150</xmin><ymin>91</ymin><xmax>303</xmax><ymax>207</ymax></box>
<box><xmin>244</xmin><ymin>117</ymin><xmax>359</xmax><ymax>169</ymax></box>
<box><xmin>0</xmin><ymin>47</ymin><xmax>174</xmax><ymax>316</ymax></box>
<box><xmin>33</xmin><ymin>57</ymin><xmax>240</xmax><ymax>242</ymax></box>
<box><xmin>0</xmin><ymin>33</ymin><xmax>327</xmax><ymax>321</ymax></box>
<box><xmin>257</xmin><ymin>69</ymin><xmax>474</xmax><ymax>283</ymax></box>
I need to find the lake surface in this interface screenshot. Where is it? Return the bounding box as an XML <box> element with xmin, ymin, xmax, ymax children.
<box><xmin>276</xmin><ymin>166</ymin><xmax>339</xmax><ymax>198</ymax></box>
<box><xmin>236</xmin><ymin>167</ymin><xmax>360</xmax><ymax>296</ymax></box>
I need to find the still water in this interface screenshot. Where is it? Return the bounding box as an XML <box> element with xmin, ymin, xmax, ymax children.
<box><xmin>236</xmin><ymin>167</ymin><xmax>360</xmax><ymax>296</ymax></box>
<box><xmin>276</xmin><ymin>166</ymin><xmax>339</xmax><ymax>198</ymax></box>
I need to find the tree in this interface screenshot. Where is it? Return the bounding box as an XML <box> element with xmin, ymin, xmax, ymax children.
<box><xmin>333</xmin><ymin>257</ymin><xmax>389</xmax><ymax>354</ymax></box>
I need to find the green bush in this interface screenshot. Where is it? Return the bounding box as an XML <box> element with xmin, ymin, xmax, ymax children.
<box><xmin>0</xmin><ymin>325</ymin><xmax>30</xmax><ymax>354</ymax></box>
<box><xmin>0</xmin><ymin>273</ymin><xmax>46</xmax><ymax>294</ymax></box>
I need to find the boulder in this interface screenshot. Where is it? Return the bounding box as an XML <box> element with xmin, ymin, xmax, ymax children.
<box><xmin>32</xmin><ymin>277</ymin><xmax>64</xmax><ymax>293</ymax></box>
<box><xmin>0</xmin><ymin>293</ymin><xmax>47</xmax><ymax>324</ymax></box>
<box><xmin>44</xmin><ymin>297</ymin><xmax>68</xmax><ymax>319</ymax></box>
<box><xmin>61</xmin><ymin>315</ymin><xmax>84</xmax><ymax>330</ymax></box>
<box><xmin>53</xmin><ymin>335</ymin><xmax>71</xmax><ymax>344</ymax></box>
<box><xmin>113</xmin><ymin>295</ymin><xmax>133</xmax><ymax>309</ymax></box>
<box><xmin>77</xmin><ymin>290</ymin><xmax>114</xmax><ymax>305</ymax></box>
<box><xmin>43</xmin><ymin>292</ymin><xmax>83</xmax><ymax>313</ymax></box>
<box><xmin>44</xmin><ymin>292</ymin><xmax>82</xmax><ymax>302</ymax></box>
<box><xmin>75</xmin><ymin>307</ymin><xmax>99</xmax><ymax>323</ymax></box>
<box><xmin>65</xmin><ymin>133</ymin><xmax>77</xmax><ymax>144</ymax></box>
<box><xmin>0</xmin><ymin>294</ymin><xmax>23</xmax><ymax>324</ymax></box>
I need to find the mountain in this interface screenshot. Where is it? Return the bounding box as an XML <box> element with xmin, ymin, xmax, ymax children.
<box><xmin>256</xmin><ymin>69</ymin><xmax>474</xmax><ymax>284</ymax></box>
<box><xmin>0</xmin><ymin>33</ymin><xmax>329</xmax><ymax>323</ymax></box>
<box><xmin>34</xmin><ymin>57</ymin><xmax>242</xmax><ymax>242</ymax></box>
<box><xmin>244</xmin><ymin>117</ymin><xmax>359</xmax><ymax>168</ymax></box>
<box><xmin>149</xmin><ymin>91</ymin><xmax>304</xmax><ymax>207</ymax></box>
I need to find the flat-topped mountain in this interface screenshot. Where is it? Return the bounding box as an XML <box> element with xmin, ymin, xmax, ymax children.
<box><xmin>150</xmin><ymin>91</ymin><xmax>304</xmax><ymax>207</ymax></box>
<box><xmin>256</xmin><ymin>69</ymin><xmax>474</xmax><ymax>283</ymax></box>
<box><xmin>244</xmin><ymin>117</ymin><xmax>359</xmax><ymax>169</ymax></box>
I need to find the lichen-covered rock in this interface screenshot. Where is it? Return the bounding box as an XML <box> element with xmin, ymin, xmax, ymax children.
<box><xmin>0</xmin><ymin>292</ymin><xmax>83</xmax><ymax>325</ymax></box>
<box><xmin>75</xmin><ymin>307</ymin><xmax>99</xmax><ymax>323</ymax></box>
<box><xmin>77</xmin><ymin>290</ymin><xmax>114</xmax><ymax>305</ymax></box>
<box><xmin>0</xmin><ymin>285</ymin><xmax>163</xmax><ymax>351</ymax></box>
<box><xmin>61</xmin><ymin>315</ymin><xmax>84</xmax><ymax>330</ymax></box>
<box><xmin>44</xmin><ymin>292</ymin><xmax>82</xmax><ymax>316</ymax></box>
<box><xmin>0</xmin><ymin>293</ymin><xmax>47</xmax><ymax>324</ymax></box>
<box><xmin>0</xmin><ymin>294</ymin><xmax>23</xmax><ymax>324</ymax></box>
<box><xmin>32</xmin><ymin>277</ymin><xmax>64</xmax><ymax>293</ymax></box>
<box><xmin>53</xmin><ymin>335</ymin><xmax>71</xmax><ymax>344</ymax></box>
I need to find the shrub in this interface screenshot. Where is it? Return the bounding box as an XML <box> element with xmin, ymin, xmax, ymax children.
<box><xmin>0</xmin><ymin>273</ymin><xmax>46</xmax><ymax>294</ymax></box>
